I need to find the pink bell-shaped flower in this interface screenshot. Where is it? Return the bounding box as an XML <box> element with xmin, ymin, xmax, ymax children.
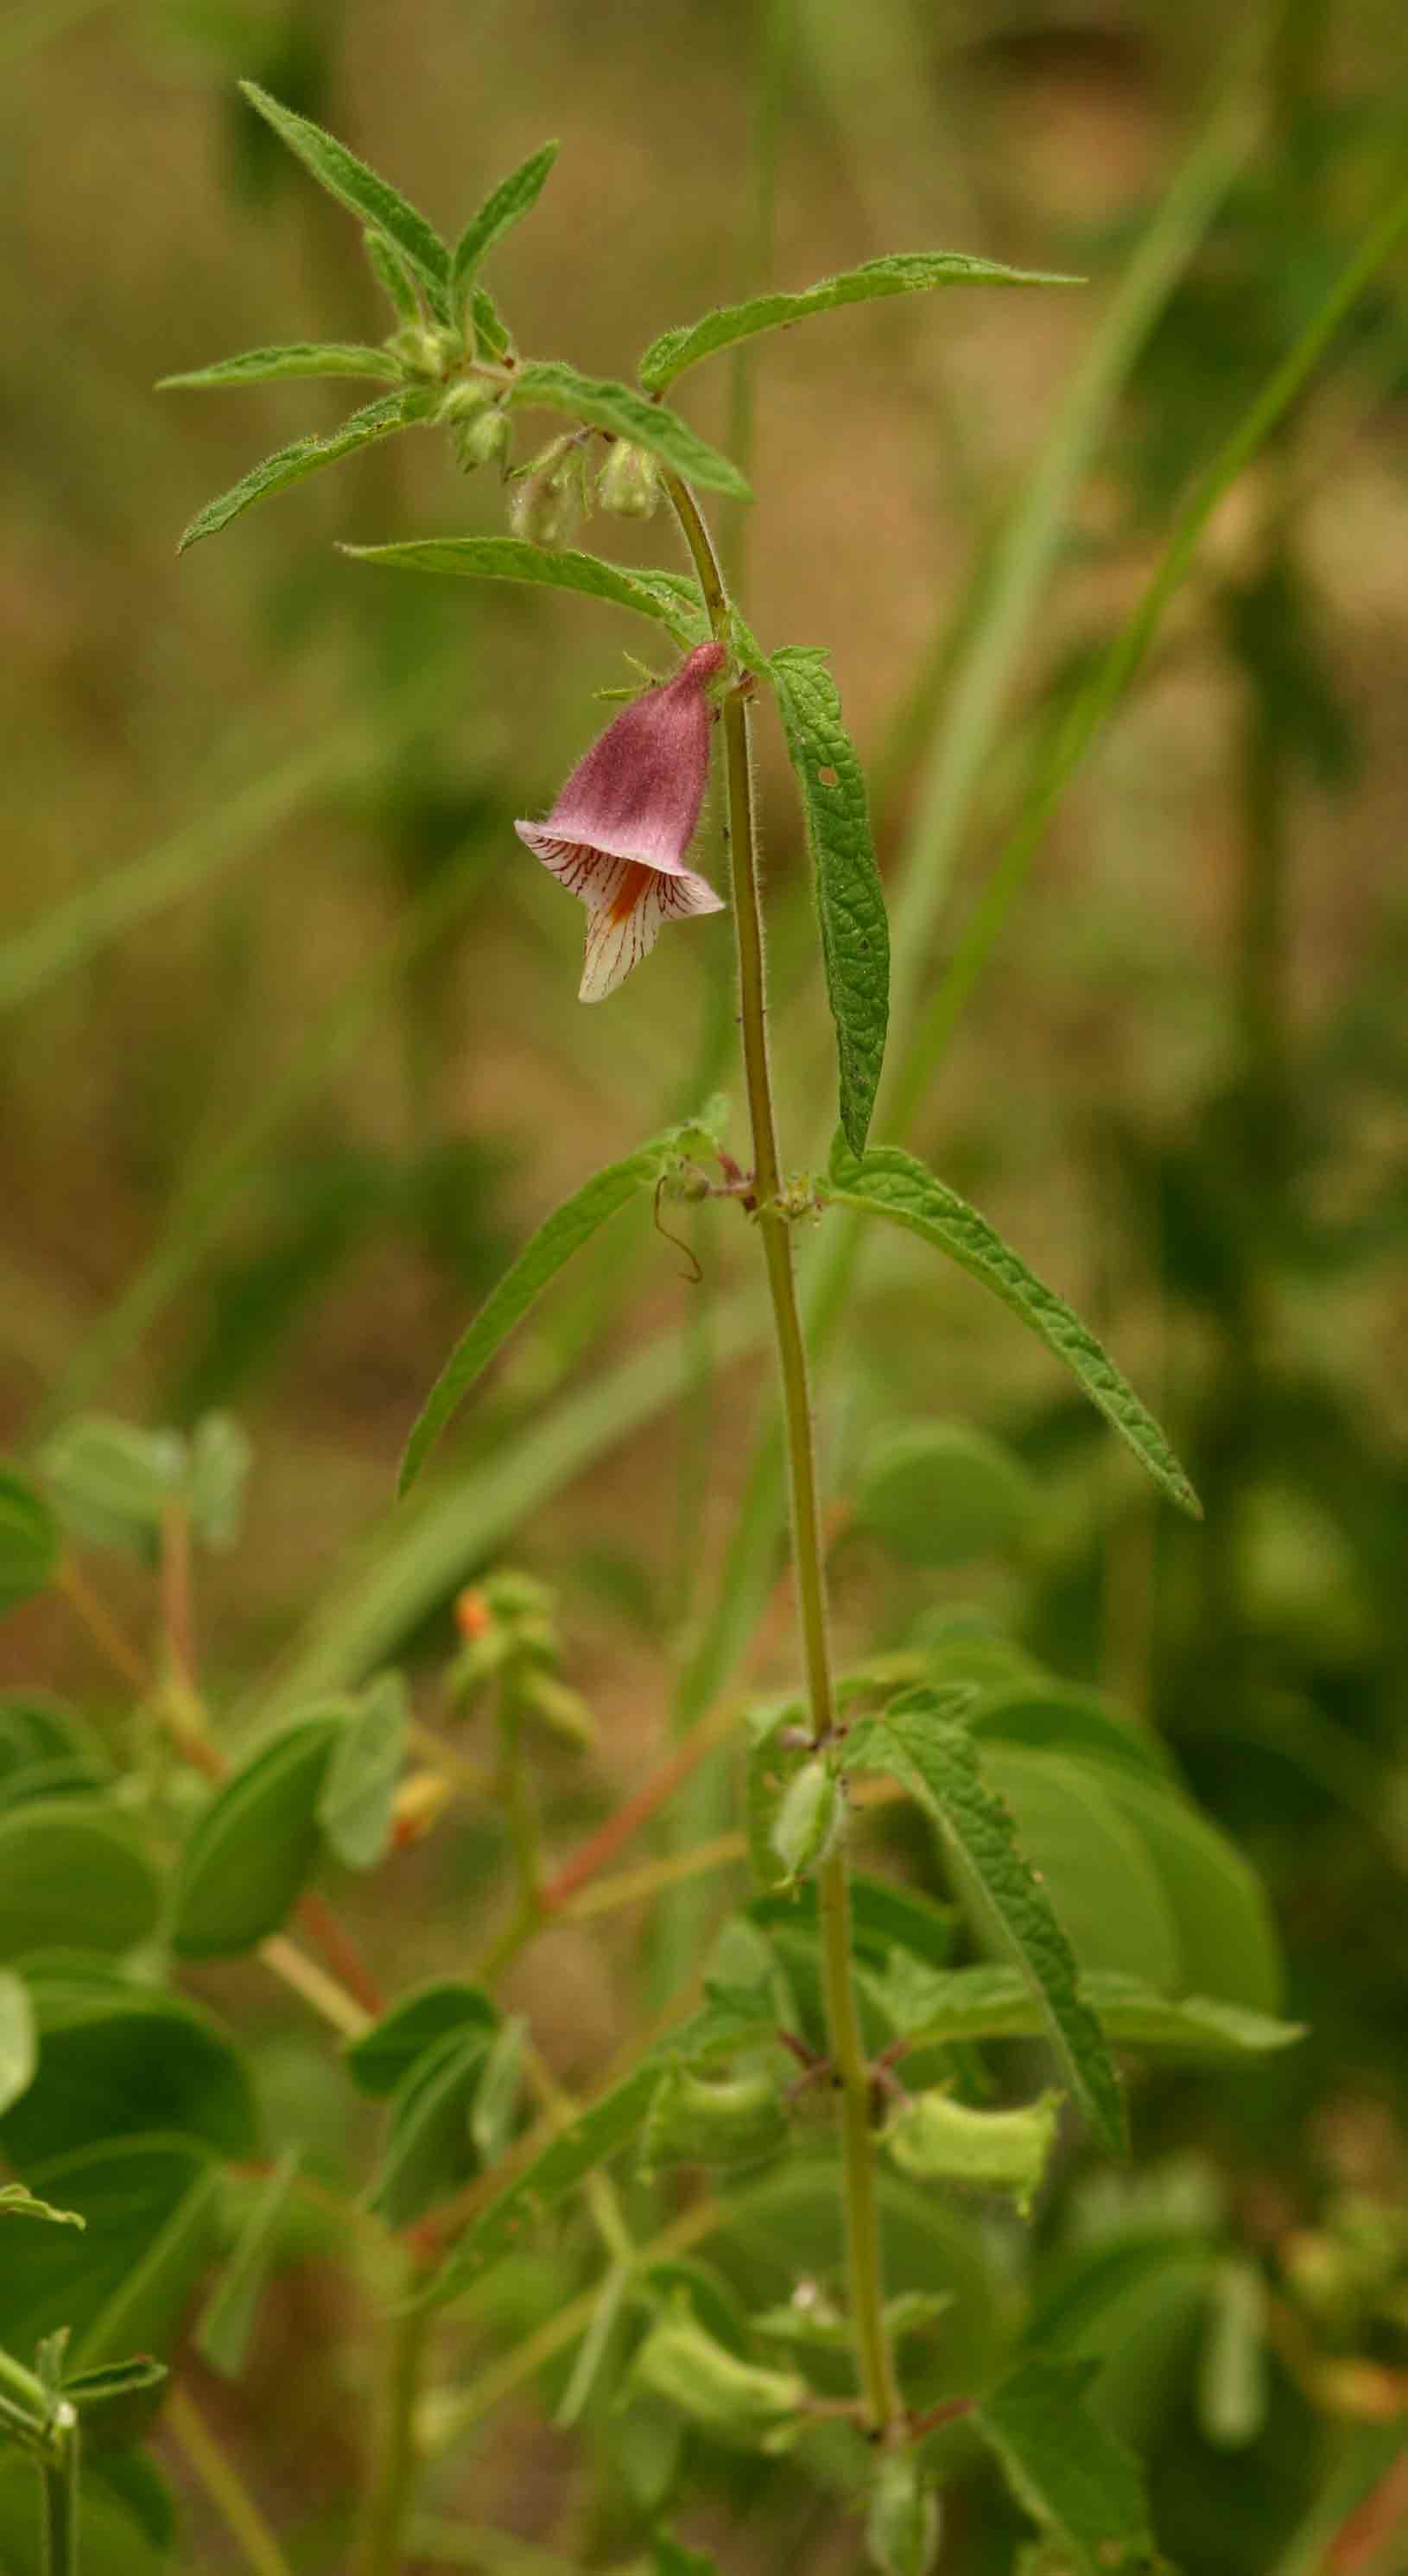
<box><xmin>516</xmin><ymin>640</ymin><xmax>726</xmax><ymax>1000</ymax></box>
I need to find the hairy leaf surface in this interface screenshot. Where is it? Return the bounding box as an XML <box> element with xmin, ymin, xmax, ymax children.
<box><xmin>851</xmin><ymin>1700</ymin><xmax>1126</xmax><ymax>2151</ymax></box>
<box><xmin>346</xmin><ymin>536</ymin><xmax>705</xmax><ymax>639</ymax></box>
<box><xmin>826</xmin><ymin>1138</ymin><xmax>1200</xmax><ymax>1517</ymax></box>
<box><xmin>769</xmin><ymin>649</ymin><xmax>888</xmax><ymax>1154</ymax></box>
<box><xmin>638</xmin><ymin>251</ymin><xmax>1080</xmax><ymax>388</ymax></box>
<box><xmin>161</xmin><ymin>343</ymin><xmax>403</xmax><ymax>390</ymax></box>
<box><xmin>507</xmin><ymin>360</ymin><xmax>750</xmax><ymax>498</ymax></box>
<box><xmin>177</xmin><ymin>391</ymin><xmax>434</xmax><ymax>553</ymax></box>
<box><xmin>451</xmin><ymin>143</ymin><xmax>558</xmax><ymax>304</ymax></box>
<box><xmin>238</xmin><ymin>83</ymin><xmax>450</xmax><ymax>313</ymax></box>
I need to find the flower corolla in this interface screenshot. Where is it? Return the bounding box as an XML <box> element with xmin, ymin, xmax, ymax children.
<box><xmin>515</xmin><ymin>640</ymin><xmax>726</xmax><ymax>999</ymax></box>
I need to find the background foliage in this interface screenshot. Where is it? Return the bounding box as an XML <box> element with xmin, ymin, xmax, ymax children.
<box><xmin>2</xmin><ymin>2</ymin><xmax>1405</xmax><ymax>2572</ymax></box>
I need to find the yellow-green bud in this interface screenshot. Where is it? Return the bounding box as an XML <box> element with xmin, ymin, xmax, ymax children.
<box><xmin>390</xmin><ymin>325</ymin><xmax>459</xmax><ymax>380</ymax></box>
<box><xmin>866</xmin><ymin>2458</ymin><xmax>941</xmax><ymax>2576</ymax></box>
<box><xmin>517</xmin><ymin>1670</ymin><xmax>596</xmax><ymax>1752</ymax></box>
<box><xmin>771</xmin><ymin>1758</ymin><xmax>843</xmax><ymax>1885</ymax></box>
<box><xmin>510</xmin><ymin>435</ymin><xmax>587</xmax><ymax>549</ymax></box>
<box><xmin>643</xmin><ymin>2060</ymin><xmax>789</xmax><ymax>2173</ymax></box>
<box><xmin>484</xmin><ymin>1570</ymin><xmax>555</xmax><ymax>1621</ymax></box>
<box><xmin>439</xmin><ymin>378</ymin><xmax>496</xmax><ymax>421</ymax></box>
<box><xmin>597</xmin><ymin>439</ymin><xmax>660</xmax><ymax>520</ymax></box>
<box><xmin>631</xmin><ymin>2313</ymin><xmax>803</xmax><ymax>2452</ymax></box>
<box><xmin>454</xmin><ymin>406</ymin><xmax>511</xmax><ymax>473</ymax></box>
<box><xmin>884</xmin><ymin>2089</ymin><xmax>1061</xmax><ymax>2218</ymax></box>
<box><xmin>450</xmin><ymin>1632</ymin><xmax>513</xmax><ymax>1698</ymax></box>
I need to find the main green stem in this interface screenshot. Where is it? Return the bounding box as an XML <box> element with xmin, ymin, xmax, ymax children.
<box><xmin>665</xmin><ymin>473</ymin><xmax>901</xmax><ymax>2438</ymax></box>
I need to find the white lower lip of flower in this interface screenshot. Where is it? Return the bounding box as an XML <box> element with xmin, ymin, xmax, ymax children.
<box><xmin>517</xmin><ymin>830</ymin><xmax>724</xmax><ymax>1001</ymax></box>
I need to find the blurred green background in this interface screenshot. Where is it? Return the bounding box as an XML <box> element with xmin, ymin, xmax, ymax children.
<box><xmin>2</xmin><ymin>1</ymin><xmax>1406</xmax><ymax>2569</ymax></box>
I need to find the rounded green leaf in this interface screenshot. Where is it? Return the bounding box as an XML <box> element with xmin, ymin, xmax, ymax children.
<box><xmin>0</xmin><ymin>2133</ymin><xmax>220</xmax><ymax>2370</ymax></box>
<box><xmin>186</xmin><ymin>1412</ymin><xmax>253</xmax><ymax>1552</ymax></box>
<box><xmin>172</xmin><ymin>1712</ymin><xmax>347</xmax><ymax>1957</ymax></box>
<box><xmin>370</xmin><ymin>2023</ymin><xmax>493</xmax><ymax>2225</ymax></box>
<box><xmin>37</xmin><ymin>1415</ymin><xmax>183</xmax><ymax>1556</ymax></box>
<box><xmin>856</xmin><ymin>1423</ymin><xmax>1036</xmax><ymax>1566</ymax></box>
<box><xmin>316</xmin><ymin>1671</ymin><xmax>407</xmax><ymax>1869</ymax></box>
<box><xmin>969</xmin><ymin>1685</ymin><xmax>1176</xmax><ymax>1789</ymax></box>
<box><xmin>345</xmin><ymin>1980</ymin><xmax>498</xmax><ymax>2098</ymax></box>
<box><xmin>1</xmin><ymin>1969</ymin><xmax>257</xmax><ymax>2168</ymax></box>
<box><xmin>0</xmin><ymin>1696</ymin><xmax>111</xmax><ymax>1812</ymax></box>
<box><xmin>0</xmin><ymin>1804</ymin><xmax>161</xmax><ymax>1963</ymax></box>
<box><xmin>1101</xmin><ymin>1771</ymin><xmax>1284</xmax><ymax>2014</ymax></box>
<box><xmin>0</xmin><ymin>1466</ymin><xmax>60</xmax><ymax>1614</ymax></box>
<box><xmin>975</xmin><ymin>1748</ymin><xmax>1182</xmax><ymax>1990</ymax></box>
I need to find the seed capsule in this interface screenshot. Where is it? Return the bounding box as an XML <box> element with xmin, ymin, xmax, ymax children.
<box><xmin>866</xmin><ymin>2457</ymin><xmax>942</xmax><ymax>2576</ymax></box>
<box><xmin>771</xmin><ymin>1758</ymin><xmax>843</xmax><ymax>1885</ymax></box>
<box><xmin>884</xmin><ymin>2088</ymin><xmax>1061</xmax><ymax>2218</ymax></box>
<box><xmin>631</xmin><ymin>2313</ymin><xmax>803</xmax><ymax>2451</ymax></box>
<box><xmin>643</xmin><ymin>2060</ymin><xmax>789</xmax><ymax>2173</ymax></box>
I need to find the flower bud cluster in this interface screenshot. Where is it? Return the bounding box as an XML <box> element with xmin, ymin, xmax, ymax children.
<box><xmin>439</xmin><ymin>377</ymin><xmax>511</xmax><ymax>474</ymax></box>
<box><xmin>450</xmin><ymin>1571</ymin><xmax>595</xmax><ymax>1748</ymax></box>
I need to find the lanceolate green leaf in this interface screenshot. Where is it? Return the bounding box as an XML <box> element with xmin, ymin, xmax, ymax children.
<box><xmin>825</xmin><ymin>1139</ymin><xmax>1200</xmax><ymax>1519</ymax></box>
<box><xmin>638</xmin><ymin>251</ymin><xmax>1080</xmax><ymax>390</ymax></box>
<box><xmin>862</xmin><ymin>1959</ymin><xmax>1302</xmax><ymax>2061</ymax></box>
<box><xmin>854</xmin><ymin>1700</ymin><xmax>1126</xmax><ymax>2151</ymax></box>
<box><xmin>177</xmin><ymin>391</ymin><xmax>434</xmax><ymax>554</ymax></box>
<box><xmin>451</xmin><ymin>143</ymin><xmax>559</xmax><ymax>306</ymax></box>
<box><xmin>238</xmin><ymin>82</ymin><xmax>451</xmax><ymax>315</ymax></box>
<box><xmin>977</xmin><ymin>2358</ymin><xmax>1159</xmax><ymax>2574</ymax></box>
<box><xmin>506</xmin><ymin>360</ymin><xmax>751</xmax><ymax>499</ymax></box>
<box><xmin>160</xmin><ymin>343</ymin><xmax>403</xmax><ymax>390</ymax></box>
<box><xmin>768</xmin><ymin>649</ymin><xmax>888</xmax><ymax>1155</ymax></box>
<box><xmin>344</xmin><ymin>536</ymin><xmax>706</xmax><ymax>641</ymax></box>
<box><xmin>398</xmin><ymin>1110</ymin><xmax>726</xmax><ymax>1495</ymax></box>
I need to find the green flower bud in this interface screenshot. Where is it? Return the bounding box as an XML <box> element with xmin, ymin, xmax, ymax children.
<box><xmin>484</xmin><ymin>1570</ymin><xmax>555</xmax><ymax>1622</ymax></box>
<box><xmin>510</xmin><ymin>435</ymin><xmax>587</xmax><ymax>549</ymax></box>
<box><xmin>644</xmin><ymin>2060</ymin><xmax>790</xmax><ymax>2173</ymax></box>
<box><xmin>631</xmin><ymin>2313</ymin><xmax>803</xmax><ymax>2452</ymax></box>
<box><xmin>770</xmin><ymin>1758</ymin><xmax>843</xmax><ymax>1886</ymax></box>
<box><xmin>453</xmin><ymin>406</ymin><xmax>511</xmax><ymax>474</ymax></box>
<box><xmin>438</xmin><ymin>378</ymin><xmax>496</xmax><ymax>422</ymax></box>
<box><xmin>389</xmin><ymin>325</ymin><xmax>460</xmax><ymax>380</ymax></box>
<box><xmin>517</xmin><ymin>1670</ymin><xmax>596</xmax><ymax>1751</ymax></box>
<box><xmin>597</xmin><ymin>438</ymin><xmax>660</xmax><ymax>520</ymax></box>
<box><xmin>884</xmin><ymin>2089</ymin><xmax>1060</xmax><ymax>2218</ymax></box>
<box><xmin>449</xmin><ymin>1632</ymin><xmax>513</xmax><ymax>1698</ymax></box>
<box><xmin>866</xmin><ymin>2458</ymin><xmax>942</xmax><ymax>2576</ymax></box>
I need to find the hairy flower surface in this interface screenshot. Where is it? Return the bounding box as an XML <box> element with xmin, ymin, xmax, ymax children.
<box><xmin>516</xmin><ymin>639</ymin><xmax>726</xmax><ymax>1000</ymax></box>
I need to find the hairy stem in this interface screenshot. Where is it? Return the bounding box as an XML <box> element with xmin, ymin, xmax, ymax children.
<box><xmin>664</xmin><ymin>472</ymin><xmax>901</xmax><ymax>2436</ymax></box>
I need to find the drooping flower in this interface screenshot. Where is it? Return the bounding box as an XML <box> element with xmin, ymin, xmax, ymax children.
<box><xmin>515</xmin><ymin>639</ymin><xmax>726</xmax><ymax>1001</ymax></box>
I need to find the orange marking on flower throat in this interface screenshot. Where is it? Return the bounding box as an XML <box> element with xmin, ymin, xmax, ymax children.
<box><xmin>608</xmin><ymin>860</ymin><xmax>652</xmax><ymax>923</ymax></box>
